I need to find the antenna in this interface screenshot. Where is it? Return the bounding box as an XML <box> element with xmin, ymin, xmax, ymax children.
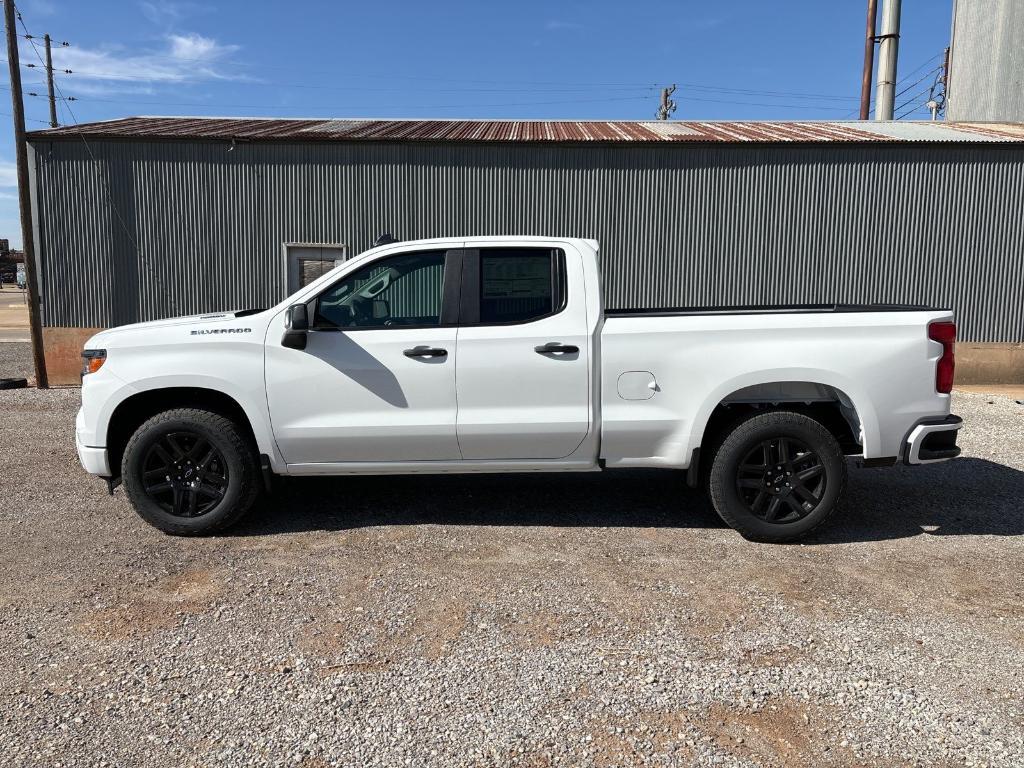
<box><xmin>373</xmin><ymin>233</ymin><xmax>399</xmax><ymax>247</ymax></box>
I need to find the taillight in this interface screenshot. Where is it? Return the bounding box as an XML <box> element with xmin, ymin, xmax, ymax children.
<box><xmin>928</xmin><ymin>322</ymin><xmax>956</xmax><ymax>394</ymax></box>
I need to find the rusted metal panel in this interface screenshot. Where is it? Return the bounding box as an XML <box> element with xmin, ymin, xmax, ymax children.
<box><xmin>29</xmin><ymin>117</ymin><xmax>1024</xmax><ymax>144</ymax></box>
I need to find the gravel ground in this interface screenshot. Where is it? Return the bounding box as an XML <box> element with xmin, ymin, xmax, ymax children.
<box><xmin>0</xmin><ymin>388</ymin><xmax>1022</xmax><ymax>767</ymax></box>
<box><xmin>0</xmin><ymin>341</ymin><xmax>32</xmax><ymax>380</ymax></box>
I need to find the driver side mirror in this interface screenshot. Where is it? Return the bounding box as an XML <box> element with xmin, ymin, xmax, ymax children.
<box><xmin>282</xmin><ymin>303</ymin><xmax>309</xmax><ymax>350</ymax></box>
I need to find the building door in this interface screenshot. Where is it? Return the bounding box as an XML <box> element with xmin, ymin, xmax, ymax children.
<box><xmin>285</xmin><ymin>243</ymin><xmax>347</xmax><ymax>294</ymax></box>
<box><xmin>455</xmin><ymin>244</ymin><xmax>592</xmax><ymax>460</ymax></box>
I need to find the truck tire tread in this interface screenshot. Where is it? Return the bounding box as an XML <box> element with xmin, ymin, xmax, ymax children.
<box><xmin>121</xmin><ymin>408</ymin><xmax>260</xmax><ymax>536</ymax></box>
<box><xmin>707</xmin><ymin>410</ymin><xmax>847</xmax><ymax>543</ymax></box>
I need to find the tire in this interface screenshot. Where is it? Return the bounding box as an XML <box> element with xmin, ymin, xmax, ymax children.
<box><xmin>707</xmin><ymin>410</ymin><xmax>847</xmax><ymax>543</ymax></box>
<box><xmin>121</xmin><ymin>408</ymin><xmax>260</xmax><ymax>536</ymax></box>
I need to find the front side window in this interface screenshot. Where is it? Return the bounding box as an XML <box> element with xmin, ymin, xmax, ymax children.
<box><xmin>480</xmin><ymin>249</ymin><xmax>557</xmax><ymax>324</ymax></box>
<box><xmin>314</xmin><ymin>250</ymin><xmax>445</xmax><ymax>329</ymax></box>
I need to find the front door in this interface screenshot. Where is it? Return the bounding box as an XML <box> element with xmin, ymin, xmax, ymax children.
<box><xmin>266</xmin><ymin>248</ymin><xmax>462</xmax><ymax>464</ymax></box>
<box><xmin>455</xmin><ymin>245</ymin><xmax>592</xmax><ymax>460</ymax></box>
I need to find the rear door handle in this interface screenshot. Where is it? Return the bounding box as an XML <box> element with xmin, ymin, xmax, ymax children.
<box><xmin>403</xmin><ymin>346</ymin><xmax>448</xmax><ymax>358</ymax></box>
<box><xmin>534</xmin><ymin>342</ymin><xmax>579</xmax><ymax>355</ymax></box>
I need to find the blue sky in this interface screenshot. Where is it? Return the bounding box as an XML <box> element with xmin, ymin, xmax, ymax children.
<box><xmin>2</xmin><ymin>0</ymin><xmax>954</xmax><ymax>247</ymax></box>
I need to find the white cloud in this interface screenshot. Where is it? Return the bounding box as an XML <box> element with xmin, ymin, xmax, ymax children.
<box><xmin>168</xmin><ymin>32</ymin><xmax>224</xmax><ymax>60</ymax></box>
<box><xmin>21</xmin><ymin>0</ymin><xmax>58</xmax><ymax>16</ymax></box>
<box><xmin>544</xmin><ymin>20</ymin><xmax>583</xmax><ymax>31</ymax></box>
<box><xmin>38</xmin><ymin>32</ymin><xmax>243</xmax><ymax>88</ymax></box>
<box><xmin>63</xmin><ymin>81</ymin><xmax>157</xmax><ymax>98</ymax></box>
<box><xmin>0</xmin><ymin>162</ymin><xmax>17</xmax><ymax>188</ymax></box>
<box><xmin>139</xmin><ymin>0</ymin><xmax>210</xmax><ymax>26</ymax></box>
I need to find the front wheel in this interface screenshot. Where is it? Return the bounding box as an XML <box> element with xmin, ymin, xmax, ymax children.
<box><xmin>121</xmin><ymin>408</ymin><xmax>261</xmax><ymax>535</ymax></box>
<box><xmin>707</xmin><ymin>411</ymin><xmax>847</xmax><ymax>543</ymax></box>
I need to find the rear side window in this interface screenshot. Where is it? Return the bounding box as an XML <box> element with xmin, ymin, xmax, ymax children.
<box><xmin>479</xmin><ymin>249</ymin><xmax>562</xmax><ymax>324</ymax></box>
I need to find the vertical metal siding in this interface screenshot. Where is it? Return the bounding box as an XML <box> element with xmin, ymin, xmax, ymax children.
<box><xmin>947</xmin><ymin>0</ymin><xmax>1024</xmax><ymax>123</ymax></box>
<box><xmin>28</xmin><ymin>139</ymin><xmax>1024</xmax><ymax>343</ymax></box>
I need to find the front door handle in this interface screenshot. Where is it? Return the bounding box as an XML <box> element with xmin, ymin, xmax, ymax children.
<box><xmin>534</xmin><ymin>342</ymin><xmax>579</xmax><ymax>355</ymax></box>
<box><xmin>403</xmin><ymin>346</ymin><xmax>448</xmax><ymax>358</ymax></box>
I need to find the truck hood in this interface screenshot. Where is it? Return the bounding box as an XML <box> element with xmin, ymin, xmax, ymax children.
<box><xmin>84</xmin><ymin>308</ymin><xmax>268</xmax><ymax>348</ymax></box>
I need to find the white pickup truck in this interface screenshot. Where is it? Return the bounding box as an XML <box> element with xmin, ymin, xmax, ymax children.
<box><xmin>76</xmin><ymin>237</ymin><xmax>962</xmax><ymax>542</ymax></box>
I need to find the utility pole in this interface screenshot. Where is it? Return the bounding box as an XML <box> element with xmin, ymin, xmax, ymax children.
<box><xmin>657</xmin><ymin>84</ymin><xmax>677</xmax><ymax>120</ymax></box>
<box><xmin>4</xmin><ymin>0</ymin><xmax>48</xmax><ymax>387</ymax></box>
<box><xmin>874</xmin><ymin>0</ymin><xmax>901</xmax><ymax>120</ymax></box>
<box><xmin>43</xmin><ymin>32</ymin><xmax>56</xmax><ymax>128</ymax></box>
<box><xmin>859</xmin><ymin>0</ymin><xmax>878</xmax><ymax>119</ymax></box>
<box><xmin>927</xmin><ymin>47</ymin><xmax>951</xmax><ymax>121</ymax></box>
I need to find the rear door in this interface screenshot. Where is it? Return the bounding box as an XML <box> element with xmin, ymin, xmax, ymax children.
<box><xmin>455</xmin><ymin>244</ymin><xmax>591</xmax><ymax>459</ymax></box>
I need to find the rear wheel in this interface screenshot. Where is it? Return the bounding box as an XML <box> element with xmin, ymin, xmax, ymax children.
<box><xmin>708</xmin><ymin>411</ymin><xmax>847</xmax><ymax>543</ymax></box>
<box><xmin>121</xmin><ymin>408</ymin><xmax>260</xmax><ymax>535</ymax></box>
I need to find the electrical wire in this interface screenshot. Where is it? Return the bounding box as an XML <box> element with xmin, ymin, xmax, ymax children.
<box><xmin>894</xmin><ymin>52</ymin><xmax>943</xmax><ymax>86</ymax></box>
<box><xmin>675</xmin><ymin>83</ymin><xmax>858</xmax><ymax>103</ymax></box>
<box><xmin>892</xmin><ymin>87</ymin><xmax>932</xmax><ymax>115</ymax></box>
<box><xmin>47</xmin><ymin>93</ymin><xmax>657</xmax><ymax>110</ymax></box>
<box><xmin>841</xmin><ymin>50</ymin><xmax>945</xmax><ymax>119</ymax></box>
<box><xmin>893</xmin><ymin>66</ymin><xmax>942</xmax><ymax>101</ymax></box>
<box><xmin>18</xmin><ymin>58</ymin><xmax>862</xmax><ymax>106</ymax></box>
<box><xmin>895</xmin><ymin>104</ymin><xmax>929</xmax><ymax>120</ymax></box>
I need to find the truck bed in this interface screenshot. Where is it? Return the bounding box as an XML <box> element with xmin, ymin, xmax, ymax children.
<box><xmin>598</xmin><ymin>306</ymin><xmax>954</xmax><ymax>469</ymax></box>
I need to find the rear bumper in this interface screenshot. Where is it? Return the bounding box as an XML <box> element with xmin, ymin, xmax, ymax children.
<box><xmin>904</xmin><ymin>414</ymin><xmax>963</xmax><ymax>465</ymax></box>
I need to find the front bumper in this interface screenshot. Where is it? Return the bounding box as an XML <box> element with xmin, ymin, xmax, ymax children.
<box><xmin>904</xmin><ymin>414</ymin><xmax>962</xmax><ymax>465</ymax></box>
<box><xmin>76</xmin><ymin>408</ymin><xmax>111</xmax><ymax>476</ymax></box>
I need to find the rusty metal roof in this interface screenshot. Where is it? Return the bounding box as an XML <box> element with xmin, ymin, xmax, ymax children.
<box><xmin>27</xmin><ymin>117</ymin><xmax>1024</xmax><ymax>144</ymax></box>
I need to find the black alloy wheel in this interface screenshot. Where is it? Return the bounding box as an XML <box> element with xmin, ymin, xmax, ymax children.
<box><xmin>707</xmin><ymin>410</ymin><xmax>847</xmax><ymax>543</ymax></box>
<box><xmin>141</xmin><ymin>431</ymin><xmax>229</xmax><ymax>518</ymax></box>
<box><xmin>735</xmin><ymin>436</ymin><xmax>825</xmax><ymax>524</ymax></box>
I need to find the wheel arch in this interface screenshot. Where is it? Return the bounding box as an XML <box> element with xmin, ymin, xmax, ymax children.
<box><xmin>690</xmin><ymin>371</ymin><xmax>878</xmax><ymax>477</ymax></box>
<box><xmin>106</xmin><ymin>386</ymin><xmax>264</xmax><ymax>476</ymax></box>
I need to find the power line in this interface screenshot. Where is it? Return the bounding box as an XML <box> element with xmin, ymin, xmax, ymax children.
<box><xmin>677</xmin><ymin>83</ymin><xmax>858</xmax><ymax>102</ymax></box>
<box><xmin>895</xmin><ymin>52</ymin><xmax>943</xmax><ymax>86</ymax></box>
<box><xmin>892</xmin><ymin>87</ymin><xmax>933</xmax><ymax>118</ymax></box>
<box><xmin>893</xmin><ymin>66</ymin><xmax>942</xmax><ymax>101</ymax></box>
<box><xmin>680</xmin><ymin>94</ymin><xmax>858</xmax><ymax>112</ymax></box>
<box><xmin>12</xmin><ymin>57</ymin><xmax>864</xmax><ymax>105</ymax></box>
<box><xmin>41</xmin><ymin>93</ymin><xmax>658</xmax><ymax>110</ymax></box>
<box><xmin>843</xmin><ymin>51</ymin><xmax>945</xmax><ymax>120</ymax></box>
<box><xmin>895</xmin><ymin>104</ymin><xmax>929</xmax><ymax>120</ymax></box>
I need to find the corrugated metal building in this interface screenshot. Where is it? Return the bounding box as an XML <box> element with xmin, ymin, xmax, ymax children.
<box><xmin>26</xmin><ymin>117</ymin><xmax>1024</xmax><ymax>384</ymax></box>
<box><xmin>947</xmin><ymin>0</ymin><xmax>1024</xmax><ymax>122</ymax></box>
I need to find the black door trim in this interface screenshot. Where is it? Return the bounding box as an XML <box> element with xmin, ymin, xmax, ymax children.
<box><xmin>440</xmin><ymin>249</ymin><xmax>464</xmax><ymax>326</ymax></box>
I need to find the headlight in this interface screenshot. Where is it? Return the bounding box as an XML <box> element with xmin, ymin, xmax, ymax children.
<box><xmin>81</xmin><ymin>349</ymin><xmax>107</xmax><ymax>377</ymax></box>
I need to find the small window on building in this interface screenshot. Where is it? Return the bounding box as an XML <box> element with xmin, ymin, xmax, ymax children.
<box><xmin>315</xmin><ymin>250</ymin><xmax>446</xmax><ymax>329</ymax></box>
<box><xmin>286</xmin><ymin>244</ymin><xmax>347</xmax><ymax>293</ymax></box>
<box><xmin>479</xmin><ymin>249</ymin><xmax>560</xmax><ymax>324</ymax></box>
<box><xmin>301</xmin><ymin>259</ymin><xmax>336</xmax><ymax>287</ymax></box>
